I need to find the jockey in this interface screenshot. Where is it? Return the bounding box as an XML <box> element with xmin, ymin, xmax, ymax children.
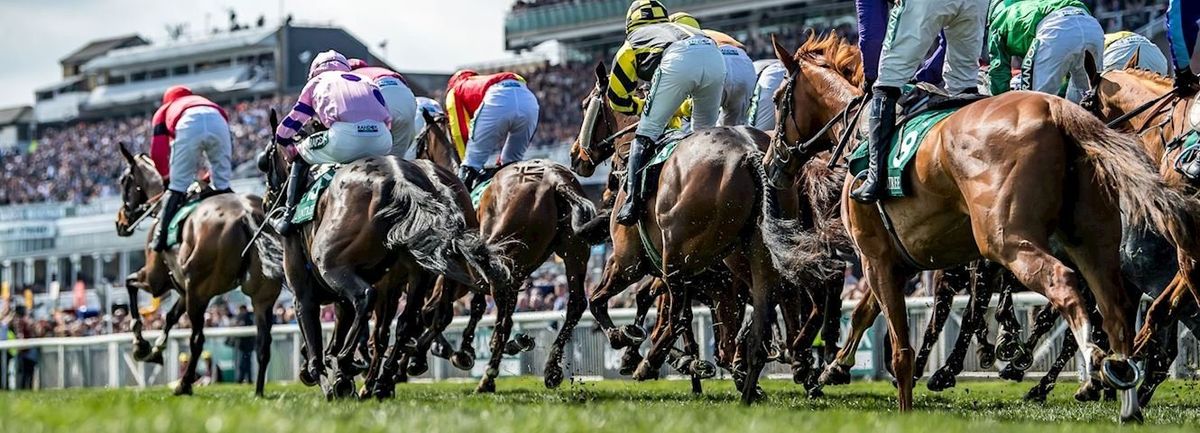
<box><xmin>852</xmin><ymin>0</ymin><xmax>985</xmax><ymax>202</ymax></box>
<box><xmin>1167</xmin><ymin>0</ymin><xmax>1200</xmax><ymax>89</ymax></box>
<box><xmin>670</xmin><ymin>12</ymin><xmax>756</xmax><ymax>127</ymax></box>
<box><xmin>985</xmin><ymin>0</ymin><xmax>1104</xmax><ymax>102</ymax></box>
<box><xmin>445</xmin><ymin>69</ymin><xmax>540</xmax><ymax>189</ymax></box>
<box><xmin>348</xmin><ymin>58</ymin><xmax>418</xmax><ymax>158</ymax></box>
<box><xmin>1103</xmin><ymin>31</ymin><xmax>1170</xmax><ymax>75</ymax></box>
<box><xmin>148</xmin><ymin>85</ymin><xmax>232</xmax><ymax>251</ymax></box>
<box><xmin>272</xmin><ymin>50</ymin><xmax>393</xmax><ymax>235</ymax></box>
<box><xmin>856</xmin><ymin>0</ymin><xmax>949</xmax><ymax>90</ymax></box>
<box><xmin>748</xmin><ymin>59</ymin><xmax>788</xmax><ymax>131</ymax></box>
<box><xmin>608</xmin><ymin>0</ymin><xmax>725</xmax><ymax>225</ymax></box>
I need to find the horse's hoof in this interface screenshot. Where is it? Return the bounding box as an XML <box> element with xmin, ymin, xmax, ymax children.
<box><xmin>172</xmin><ymin>383</ymin><xmax>193</xmax><ymax>396</ymax></box>
<box><xmin>818</xmin><ymin>363</ymin><xmax>852</xmax><ymax>386</ymax></box>
<box><xmin>145</xmin><ymin>350</ymin><xmax>165</xmax><ymax>365</ymax></box>
<box><xmin>406</xmin><ymin>357</ymin><xmax>429</xmax><ymax>376</ymax></box>
<box><xmin>1010</xmin><ymin>351</ymin><xmax>1033</xmax><ymax>372</ymax></box>
<box><xmin>503</xmin><ymin>333</ymin><xmax>536</xmax><ymax>355</ymax></box>
<box><xmin>977</xmin><ymin>345</ymin><xmax>996</xmax><ymax>370</ymax></box>
<box><xmin>740</xmin><ymin>385</ymin><xmax>765</xmax><ymax>404</ymax></box>
<box><xmin>343</xmin><ymin>360</ymin><xmax>368</xmax><ymax>377</ymax></box>
<box><xmin>132</xmin><ymin>340</ymin><xmax>153</xmax><ymax>361</ymax></box>
<box><xmin>765</xmin><ymin>344</ymin><xmax>784</xmax><ymax>363</ymax></box>
<box><xmin>632</xmin><ymin>361</ymin><xmax>660</xmax><ymax>381</ymax></box>
<box><xmin>670</xmin><ymin>354</ymin><xmax>696</xmax><ymax>375</ymax></box>
<box><xmin>618</xmin><ymin>350</ymin><xmax>643</xmax><ymax>376</ymax></box>
<box><xmin>926</xmin><ymin>368</ymin><xmax>957</xmax><ymax>392</ymax></box>
<box><xmin>806</xmin><ymin>385</ymin><xmax>825</xmax><ymax>399</ymax></box>
<box><xmin>450</xmin><ymin>351</ymin><xmax>476</xmax><ymax>370</ymax></box>
<box><xmin>544</xmin><ymin>366</ymin><xmax>564</xmax><ymax>389</ymax></box>
<box><xmin>1100</xmin><ymin>357</ymin><xmax>1140</xmax><ymax>391</ymax></box>
<box><xmin>998</xmin><ymin>363</ymin><xmax>1025</xmax><ymax>382</ymax></box>
<box><xmin>475</xmin><ymin>378</ymin><xmax>496</xmax><ymax>393</ymax></box>
<box><xmin>1120</xmin><ymin>408</ymin><xmax>1145</xmax><ymax>424</ymax></box>
<box><xmin>332</xmin><ymin>376</ymin><xmax>356</xmax><ymax>399</ymax></box>
<box><xmin>371</xmin><ymin>379</ymin><xmax>396</xmax><ymax>400</ymax></box>
<box><xmin>298</xmin><ymin>368</ymin><xmax>319</xmax><ymax>387</ymax></box>
<box><xmin>995</xmin><ymin>335</ymin><xmax>1023</xmax><ymax>362</ymax></box>
<box><xmin>431</xmin><ymin>341</ymin><xmax>454</xmax><ymax>360</ymax></box>
<box><xmin>1024</xmin><ymin>384</ymin><xmax>1050</xmax><ymax>402</ymax></box>
<box><xmin>606</xmin><ymin>325</ymin><xmax>646</xmax><ymax>349</ymax></box>
<box><xmin>691</xmin><ymin>360</ymin><xmax>717</xmax><ymax>379</ymax></box>
<box><xmin>1075</xmin><ymin>380</ymin><xmax>1102</xmax><ymax>402</ymax></box>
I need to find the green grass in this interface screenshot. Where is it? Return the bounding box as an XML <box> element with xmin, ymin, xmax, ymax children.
<box><xmin>2</xmin><ymin>378</ymin><xmax>1199</xmax><ymax>433</ymax></box>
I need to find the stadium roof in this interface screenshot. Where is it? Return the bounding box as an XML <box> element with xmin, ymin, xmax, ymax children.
<box><xmin>81</xmin><ymin>27</ymin><xmax>276</xmax><ymax>72</ymax></box>
<box><xmin>0</xmin><ymin>106</ymin><xmax>33</xmax><ymax>125</ymax></box>
<box><xmin>59</xmin><ymin>34</ymin><xmax>149</xmax><ymax>65</ymax></box>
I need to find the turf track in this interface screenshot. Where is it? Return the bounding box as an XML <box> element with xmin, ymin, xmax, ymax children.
<box><xmin>3</xmin><ymin>378</ymin><xmax>1199</xmax><ymax>433</ymax></box>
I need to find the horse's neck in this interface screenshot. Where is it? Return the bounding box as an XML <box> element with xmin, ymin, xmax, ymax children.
<box><xmin>807</xmin><ymin>67</ymin><xmax>860</xmax><ymax>143</ymax></box>
<box><xmin>1112</xmin><ymin>78</ymin><xmax>1188</xmax><ymax>161</ymax></box>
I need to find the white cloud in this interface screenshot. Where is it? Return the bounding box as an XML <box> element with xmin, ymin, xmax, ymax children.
<box><xmin>0</xmin><ymin>0</ymin><xmax>512</xmax><ymax>107</ymax></box>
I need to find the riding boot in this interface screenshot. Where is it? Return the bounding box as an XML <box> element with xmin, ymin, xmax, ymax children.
<box><xmin>616</xmin><ymin>135</ymin><xmax>653</xmax><ymax>226</ymax></box>
<box><xmin>274</xmin><ymin>159</ymin><xmax>310</xmax><ymax>236</ymax></box>
<box><xmin>458</xmin><ymin>165</ymin><xmax>481</xmax><ymax>190</ymax></box>
<box><xmin>152</xmin><ymin>190</ymin><xmax>185</xmax><ymax>252</ymax></box>
<box><xmin>850</xmin><ymin>86</ymin><xmax>900</xmax><ymax>203</ymax></box>
<box><xmin>1177</xmin><ymin>68</ymin><xmax>1200</xmax><ymax>94</ymax></box>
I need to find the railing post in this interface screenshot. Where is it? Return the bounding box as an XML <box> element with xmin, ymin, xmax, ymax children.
<box><xmin>108</xmin><ymin>341</ymin><xmax>120</xmax><ymax>388</ymax></box>
<box><xmin>57</xmin><ymin>344</ymin><xmax>65</xmax><ymax>389</ymax></box>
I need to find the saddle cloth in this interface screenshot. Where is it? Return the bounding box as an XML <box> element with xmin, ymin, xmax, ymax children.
<box><xmin>292</xmin><ymin>164</ymin><xmax>339</xmax><ymax>225</ymax></box>
<box><xmin>847</xmin><ymin>108</ymin><xmax>959</xmax><ymax>198</ymax></box>
<box><xmin>470</xmin><ymin>178</ymin><xmax>494</xmax><ymax>208</ymax></box>
<box><xmin>165</xmin><ymin>187</ymin><xmax>229</xmax><ymax>247</ymax></box>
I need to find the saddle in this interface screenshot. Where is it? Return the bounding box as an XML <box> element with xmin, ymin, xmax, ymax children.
<box><xmin>896</xmin><ymin>82</ymin><xmax>988</xmax><ymax>123</ymax></box>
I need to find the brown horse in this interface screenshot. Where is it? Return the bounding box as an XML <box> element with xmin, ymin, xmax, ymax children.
<box><xmin>115</xmin><ymin>143</ymin><xmax>283</xmax><ymax>397</ymax></box>
<box><xmin>261</xmin><ymin>110</ymin><xmax>509</xmax><ymax>399</ymax></box>
<box><xmin>570</xmin><ymin>62</ymin><xmax>839</xmax><ymax>402</ymax></box>
<box><xmin>414</xmin><ymin>110</ymin><xmax>462</xmax><ymax>171</ymax></box>
<box><xmin>766</xmin><ymin>34</ymin><xmax>1199</xmax><ymax>421</ymax></box>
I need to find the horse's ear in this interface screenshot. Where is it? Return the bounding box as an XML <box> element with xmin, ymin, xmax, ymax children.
<box><xmin>1123</xmin><ymin>47</ymin><xmax>1141</xmax><ymax>70</ymax></box>
<box><xmin>119</xmin><ymin>141</ymin><xmax>135</xmax><ymax>164</ymax></box>
<box><xmin>594</xmin><ymin>62</ymin><xmax>609</xmax><ymax>91</ymax></box>
<box><xmin>773</xmin><ymin>34</ymin><xmax>799</xmax><ymax>74</ymax></box>
<box><xmin>422</xmin><ymin>108</ymin><xmax>438</xmax><ymax>126</ymax></box>
<box><xmin>268</xmin><ymin>108</ymin><xmax>280</xmax><ymax>132</ymax></box>
<box><xmin>1084</xmin><ymin>51</ymin><xmax>1101</xmax><ymax>89</ymax></box>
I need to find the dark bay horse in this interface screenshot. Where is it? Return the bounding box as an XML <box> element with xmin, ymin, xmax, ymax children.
<box><xmin>767</xmin><ymin>34</ymin><xmax>1200</xmax><ymax>421</ymax></box>
<box><xmin>116</xmin><ymin>143</ymin><xmax>283</xmax><ymax>397</ymax></box>
<box><xmin>261</xmin><ymin>111</ymin><xmax>510</xmax><ymax>399</ymax></box>
<box><xmin>570</xmin><ymin>63</ymin><xmax>839</xmax><ymax>402</ymax></box>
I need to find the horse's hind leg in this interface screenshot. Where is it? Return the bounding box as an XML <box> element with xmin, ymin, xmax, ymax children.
<box><xmin>451</xmin><ymin>292</ymin><xmax>487</xmax><ymax>370</ymax></box>
<box><xmin>1000</xmin><ymin>303</ymin><xmax>1058</xmax><ymax>381</ymax></box>
<box><xmin>146</xmin><ymin>298</ymin><xmax>186</xmax><ymax>365</ymax></box>
<box><xmin>619</xmin><ymin>278</ymin><xmax>660</xmax><ymax>375</ymax></box>
<box><xmin>1137</xmin><ymin>320</ymin><xmax>1177</xmax><ymax>407</ymax></box>
<box><xmin>589</xmin><ymin>258</ymin><xmax>646</xmax><ymax>349</ymax></box>
<box><xmin>174</xmin><ymin>292</ymin><xmax>210</xmax><ymax>396</ymax></box>
<box><xmin>819</xmin><ymin>292</ymin><xmax>880</xmax><ymax>386</ymax></box>
<box><xmin>477</xmin><ymin>291</ymin><xmax>516</xmax><ymax>393</ymax></box>
<box><xmin>1024</xmin><ymin>327</ymin><xmax>1078</xmax><ymax>402</ymax></box>
<box><xmin>249</xmin><ymin>293</ymin><xmax>277</xmax><ymax>397</ymax></box>
<box><xmin>915</xmin><ymin>271</ymin><xmax>955</xmax><ymax>383</ymax></box>
<box><xmin>544</xmin><ymin>244</ymin><xmax>589</xmax><ymax>389</ymax></box>
<box><xmin>928</xmin><ymin>267</ymin><xmax>993</xmax><ymax>392</ymax></box>
<box><xmin>320</xmin><ymin>267</ymin><xmax>377</xmax><ymax>397</ymax></box>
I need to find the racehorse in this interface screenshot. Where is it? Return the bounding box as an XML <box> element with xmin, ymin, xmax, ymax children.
<box><xmin>116</xmin><ymin>143</ymin><xmax>283</xmax><ymax>397</ymax></box>
<box><xmin>413</xmin><ymin>110</ymin><xmax>461</xmax><ymax>171</ymax></box>
<box><xmin>571</xmin><ymin>63</ymin><xmax>840</xmax><ymax>403</ymax></box>
<box><xmin>261</xmin><ymin>110</ymin><xmax>510</xmax><ymax>399</ymax></box>
<box><xmin>766</xmin><ymin>33</ymin><xmax>1199</xmax><ymax>422</ymax></box>
<box><xmin>1077</xmin><ymin>61</ymin><xmax>1200</xmax><ymax>404</ymax></box>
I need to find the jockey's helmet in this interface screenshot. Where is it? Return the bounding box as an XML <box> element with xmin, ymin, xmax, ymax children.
<box><xmin>308</xmin><ymin>50</ymin><xmax>350</xmax><ymax>80</ymax></box>
<box><xmin>347</xmin><ymin>58</ymin><xmax>369</xmax><ymax>70</ymax></box>
<box><xmin>161</xmin><ymin>85</ymin><xmax>193</xmax><ymax>105</ymax></box>
<box><xmin>626</xmin><ymin>0</ymin><xmax>669</xmax><ymax>34</ymax></box>
<box><xmin>669</xmin><ymin>12</ymin><xmax>700</xmax><ymax>30</ymax></box>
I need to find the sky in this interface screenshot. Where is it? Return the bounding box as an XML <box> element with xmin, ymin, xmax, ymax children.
<box><xmin>0</xmin><ymin>0</ymin><xmax>513</xmax><ymax>107</ymax></box>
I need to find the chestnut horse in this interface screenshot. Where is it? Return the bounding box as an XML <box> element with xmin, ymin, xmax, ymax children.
<box><xmin>767</xmin><ymin>34</ymin><xmax>1199</xmax><ymax>422</ymax></box>
<box><xmin>116</xmin><ymin>143</ymin><xmax>283</xmax><ymax>397</ymax></box>
<box><xmin>261</xmin><ymin>110</ymin><xmax>509</xmax><ymax>399</ymax></box>
<box><xmin>571</xmin><ymin>63</ymin><xmax>839</xmax><ymax>402</ymax></box>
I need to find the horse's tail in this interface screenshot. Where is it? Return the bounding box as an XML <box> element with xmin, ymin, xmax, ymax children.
<box><xmin>376</xmin><ymin>168</ymin><xmax>512</xmax><ymax>289</ymax></box>
<box><xmin>1053</xmin><ymin>99</ymin><xmax>1200</xmax><ymax>285</ymax></box>
<box><xmin>746</xmin><ymin>151</ymin><xmax>830</xmax><ymax>284</ymax></box>
<box><xmin>236</xmin><ymin>196</ymin><xmax>283</xmax><ymax>281</ymax></box>
<box><xmin>553</xmin><ymin>179</ymin><xmax>599</xmax><ymax>239</ymax></box>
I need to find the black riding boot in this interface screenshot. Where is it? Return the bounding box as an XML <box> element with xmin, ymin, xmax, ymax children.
<box><xmin>274</xmin><ymin>160</ymin><xmax>310</xmax><ymax>236</ymax></box>
<box><xmin>458</xmin><ymin>165</ymin><xmax>482</xmax><ymax>190</ymax></box>
<box><xmin>152</xmin><ymin>190</ymin><xmax>185</xmax><ymax>252</ymax></box>
<box><xmin>616</xmin><ymin>135</ymin><xmax>653</xmax><ymax>226</ymax></box>
<box><xmin>1177</xmin><ymin>68</ymin><xmax>1200</xmax><ymax>93</ymax></box>
<box><xmin>850</xmin><ymin>86</ymin><xmax>899</xmax><ymax>203</ymax></box>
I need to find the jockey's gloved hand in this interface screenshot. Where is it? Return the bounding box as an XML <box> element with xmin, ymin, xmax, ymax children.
<box><xmin>282</xmin><ymin>145</ymin><xmax>300</xmax><ymax>162</ymax></box>
<box><xmin>1177</xmin><ymin>68</ymin><xmax>1200</xmax><ymax>93</ymax></box>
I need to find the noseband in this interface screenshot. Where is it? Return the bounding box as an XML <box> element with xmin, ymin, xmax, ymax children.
<box><xmin>767</xmin><ymin>67</ymin><xmax>865</xmax><ymax>188</ymax></box>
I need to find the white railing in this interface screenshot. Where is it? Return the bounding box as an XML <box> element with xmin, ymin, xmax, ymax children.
<box><xmin>1</xmin><ymin>293</ymin><xmax>1196</xmax><ymax>390</ymax></box>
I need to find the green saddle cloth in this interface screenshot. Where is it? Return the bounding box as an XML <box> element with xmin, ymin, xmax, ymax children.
<box><xmin>847</xmin><ymin>108</ymin><xmax>958</xmax><ymax>197</ymax></box>
<box><xmin>292</xmin><ymin>166</ymin><xmax>339</xmax><ymax>224</ymax></box>
<box><xmin>635</xmin><ymin>133</ymin><xmax>685</xmax><ymax>274</ymax></box>
<box><xmin>470</xmin><ymin>178</ymin><xmax>494</xmax><ymax>208</ymax></box>
<box><xmin>165</xmin><ymin>199</ymin><xmax>203</xmax><ymax>248</ymax></box>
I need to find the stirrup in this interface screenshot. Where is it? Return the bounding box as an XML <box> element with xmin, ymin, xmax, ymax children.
<box><xmin>849</xmin><ymin>171</ymin><xmax>883</xmax><ymax>203</ymax></box>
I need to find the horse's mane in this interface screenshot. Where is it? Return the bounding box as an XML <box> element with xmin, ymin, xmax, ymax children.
<box><xmin>792</xmin><ymin>32</ymin><xmax>864</xmax><ymax>88</ymax></box>
<box><xmin>1116</xmin><ymin>67</ymin><xmax>1174</xmax><ymax>88</ymax></box>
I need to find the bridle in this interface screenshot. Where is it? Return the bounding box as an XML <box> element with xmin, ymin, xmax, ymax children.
<box><xmin>577</xmin><ymin>91</ymin><xmax>637</xmax><ymax>165</ymax></box>
<box><xmin>118</xmin><ymin>170</ymin><xmax>164</xmax><ymax>232</ymax></box>
<box><xmin>767</xmin><ymin>65</ymin><xmax>866</xmax><ymax>188</ymax></box>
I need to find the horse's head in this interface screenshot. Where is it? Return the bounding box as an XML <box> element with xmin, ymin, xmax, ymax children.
<box><xmin>415</xmin><ymin>108</ymin><xmax>460</xmax><ymax>171</ymax></box>
<box><xmin>570</xmin><ymin>62</ymin><xmax>627</xmax><ymax>176</ymax></box>
<box><xmin>258</xmin><ymin>108</ymin><xmax>290</xmax><ymax>205</ymax></box>
<box><xmin>1080</xmin><ymin>50</ymin><xmax>1175</xmax><ymax>127</ymax></box>
<box><xmin>115</xmin><ymin>142</ymin><xmax>165</xmax><ymax>237</ymax></box>
<box><xmin>765</xmin><ymin>33</ymin><xmax>864</xmax><ymax>183</ymax></box>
